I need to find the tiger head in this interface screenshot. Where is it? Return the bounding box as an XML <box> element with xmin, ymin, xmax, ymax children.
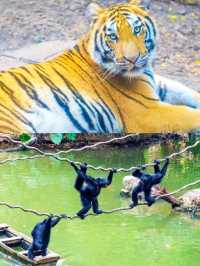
<box><xmin>86</xmin><ymin>0</ymin><xmax>156</xmax><ymax>78</ymax></box>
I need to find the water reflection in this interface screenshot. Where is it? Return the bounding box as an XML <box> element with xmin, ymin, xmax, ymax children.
<box><xmin>0</xmin><ymin>138</ymin><xmax>199</xmax><ymax>266</ymax></box>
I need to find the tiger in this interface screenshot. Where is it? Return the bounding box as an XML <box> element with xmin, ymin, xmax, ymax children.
<box><xmin>0</xmin><ymin>0</ymin><xmax>200</xmax><ymax>134</ymax></box>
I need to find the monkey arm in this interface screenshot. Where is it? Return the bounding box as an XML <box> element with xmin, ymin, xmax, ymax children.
<box><xmin>80</xmin><ymin>163</ymin><xmax>88</xmax><ymax>174</ymax></box>
<box><xmin>97</xmin><ymin>169</ymin><xmax>116</xmax><ymax>187</ymax></box>
<box><xmin>152</xmin><ymin>167</ymin><xmax>167</xmax><ymax>185</ymax></box>
<box><xmin>160</xmin><ymin>158</ymin><xmax>169</xmax><ymax>176</ymax></box>
<box><xmin>71</xmin><ymin>162</ymin><xmax>79</xmax><ymax>173</ymax></box>
<box><xmin>153</xmin><ymin>160</ymin><xmax>160</xmax><ymax>173</ymax></box>
<box><xmin>106</xmin><ymin>169</ymin><xmax>116</xmax><ymax>186</ymax></box>
<box><xmin>51</xmin><ymin>217</ymin><xmax>61</xmax><ymax>228</ymax></box>
<box><xmin>151</xmin><ymin>159</ymin><xmax>169</xmax><ymax>185</ymax></box>
<box><xmin>45</xmin><ymin>217</ymin><xmax>52</xmax><ymax>229</ymax></box>
<box><xmin>71</xmin><ymin>163</ymin><xmax>87</xmax><ymax>181</ymax></box>
<box><xmin>132</xmin><ymin>169</ymin><xmax>143</xmax><ymax>178</ymax></box>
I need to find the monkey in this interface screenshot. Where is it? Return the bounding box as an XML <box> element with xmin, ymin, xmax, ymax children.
<box><xmin>28</xmin><ymin>216</ymin><xmax>61</xmax><ymax>260</ymax></box>
<box><xmin>71</xmin><ymin>162</ymin><xmax>116</xmax><ymax>219</ymax></box>
<box><xmin>130</xmin><ymin>158</ymin><xmax>169</xmax><ymax>208</ymax></box>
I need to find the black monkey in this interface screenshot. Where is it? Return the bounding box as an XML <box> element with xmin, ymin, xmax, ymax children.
<box><xmin>130</xmin><ymin>158</ymin><xmax>169</xmax><ymax>208</ymax></box>
<box><xmin>28</xmin><ymin>216</ymin><xmax>61</xmax><ymax>260</ymax></box>
<box><xmin>71</xmin><ymin>162</ymin><xmax>116</xmax><ymax>219</ymax></box>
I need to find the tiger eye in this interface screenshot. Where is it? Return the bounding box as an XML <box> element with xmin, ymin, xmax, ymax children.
<box><xmin>107</xmin><ymin>33</ymin><xmax>118</xmax><ymax>42</ymax></box>
<box><xmin>134</xmin><ymin>25</ymin><xmax>142</xmax><ymax>35</ymax></box>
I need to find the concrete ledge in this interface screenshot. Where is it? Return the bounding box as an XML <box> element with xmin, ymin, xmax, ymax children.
<box><xmin>0</xmin><ymin>40</ymin><xmax>76</xmax><ymax>71</ymax></box>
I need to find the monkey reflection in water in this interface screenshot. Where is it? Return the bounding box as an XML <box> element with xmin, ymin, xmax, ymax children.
<box><xmin>71</xmin><ymin>162</ymin><xmax>117</xmax><ymax>219</ymax></box>
<box><xmin>28</xmin><ymin>216</ymin><xmax>61</xmax><ymax>259</ymax></box>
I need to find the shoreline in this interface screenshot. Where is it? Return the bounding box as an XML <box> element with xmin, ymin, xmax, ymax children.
<box><xmin>0</xmin><ymin>133</ymin><xmax>189</xmax><ymax>151</ymax></box>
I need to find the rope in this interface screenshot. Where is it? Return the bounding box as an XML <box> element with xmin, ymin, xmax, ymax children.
<box><xmin>0</xmin><ymin>154</ymin><xmax>45</xmax><ymax>165</ymax></box>
<box><xmin>1</xmin><ymin>177</ymin><xmax>200</xmax><ymax>219</ymax></box>
<box><xmin>2</xmin><ymin>174</ymin><xmax>200</xmax><ymax>220</ymax></box>
<box><xmin>155</xmin><ymin>178</ymin><xmax>200</xmax><ymax>200</ymax></box>
<box><xmin>0</xmin><ymin>134</ymin><xmax>140</xmax><ymax>171</ymax></box>
<box><xmin>0</xmin><ymin>133</ymin><xmax>138</xmax><ymax>157</ymax></box>
<box><xmin>0</xmin><ymin>134</ymin><xmax>200</xmax><ymax>173</ymax></box>
<box><xmin>0</xmin><ymin>199</ymin><xmax>147</xmax><ymax>220</ymax></box>
<box><xmin>0</xmin><ymin>135</ymin><xmax>199</xmax><ymax>219</ymax></box>
<box><xmin>68</xmin><ymin>203</ymin><xmax>148</xmax><ymax>219</ymax></box>
<box><xmin>0</xmin><ymin>201</ymin><xmax>69</xmax><ymax>219</ymax></box>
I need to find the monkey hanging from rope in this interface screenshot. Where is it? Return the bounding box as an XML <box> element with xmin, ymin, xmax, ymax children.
<box><xmin>28</xmin><ymin>215</ymin><xmax>62</xmax><ymax>259</ymax></box>
<box><xmin>71</xmin><ymin>162</ymin><xmax>117</xmax><ymax>219</ymax></box>
<box><xmin>130</xmin><ymin>158</ymin><xmax>170</xmax><ymax>208</ymax></box>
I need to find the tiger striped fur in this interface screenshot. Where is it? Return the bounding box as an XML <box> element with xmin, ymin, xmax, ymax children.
<box><xmin>0</xmin><ymin>0</ymin><xmax>200</xmax><ymax>133</ymax></box>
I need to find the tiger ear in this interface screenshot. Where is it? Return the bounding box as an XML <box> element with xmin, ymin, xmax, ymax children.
<box><xmin>128</xmin><ymin>0</ymin><xmax>151</xmax><ymax>9</ymax></box>
<box><xmin>86</xmin><ymin>3</ymin><xmax>104</xmax><ymax>22</ymax></box>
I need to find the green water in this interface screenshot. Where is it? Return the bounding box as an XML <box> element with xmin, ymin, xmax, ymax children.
<box><xmin>0</xmin><ymin>140</ymin><xmax>200</xmax><ymax>266</ymax></box>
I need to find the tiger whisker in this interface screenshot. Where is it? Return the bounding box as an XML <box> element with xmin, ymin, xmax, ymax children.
<box><xmin>105</xmin><ymin>67</ymin><xmax>115</xmax><ymax>79</ymax></box>
<box><xmin>101</xmin><ymin>68</ymin><xmax>112</xmax><ymax>80</ymax></box>
<box><xmin>100</xmin><ymin>68</ymin><xmax>114</xmax><ymax>81</ymax></box>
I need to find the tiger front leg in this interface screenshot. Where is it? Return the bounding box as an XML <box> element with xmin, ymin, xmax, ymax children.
<box><xmin>145</xmin><ymin>102</ymin><xmax>200</xmax><ymax>133</ymax></box>
<box><xmin>123</xmin><ymin>101</ymin><xmax>200</xmax><ymax>133</ymax></box>
<box><xmin>107</xmin><ymin>76</ymin><xmax>200</xmax><ymax>133</ymax></box>
<box><xmin>155</xmin><ymin>75</ymin><xmax>200</xmax><ymax>109</ymax></box>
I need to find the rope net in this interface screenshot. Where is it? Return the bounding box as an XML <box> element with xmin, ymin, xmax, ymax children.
<box><xmin>0</xmin><ymin>134</ymin><xmax>199</xmax><ymax>220</ymax></box>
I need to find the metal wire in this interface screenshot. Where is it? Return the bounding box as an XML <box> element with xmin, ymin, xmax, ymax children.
<box><xmin>0</xmin><ymin>199</ymin><xmax>147</xmax><ymax>220</ymax></box>
<box><xmin>2</xmin><ymin>174</ymin><xmax>200</xmax><ymax>219</ymax></box>
<box><xmin>0</xmin><ymin>201</ymin><xmax>68</xmax><ymax>219</ymax></box>
<box><xmin>0</xmin><ymin>179</ymin><xmax>200</xmax><ymax>219</ymax></box>
<box><xmin>0</xmin><ymin>133</ymin><xmax>139</xmax><ymax>157</ymax></box>
<box><xmin>0</xmin><ymin>134</ymin><xmax>140</xmax><ymax>171</ymax></box>
<box><xmin>1</xmin><ymin>176</ymin><xmax>200</xmax><ymax>220</ymax></box>
<box><xmin>68</xmin><ymin>203</ymin><xmax>148</xmax><ymax>219</ymax></box>
<box><xmin>155</xmin><ymin>178</ymin><xmax>200</xmax><ymax>200</ymax></box>
<box><xmin>0</xmin><ymin>134</ymin><xmax>200</xmax><ymax>173</ymax></box>
<box><xmin>0</xmin><ymin>134</ymin><xmax>199</xmax><ymax>219</ymax></box>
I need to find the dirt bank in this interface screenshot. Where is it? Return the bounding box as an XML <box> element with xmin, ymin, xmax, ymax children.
<box><xmin>0</xmin><ymin>0</ymin><xmax>199</xmax><ymax>89</ymax></box>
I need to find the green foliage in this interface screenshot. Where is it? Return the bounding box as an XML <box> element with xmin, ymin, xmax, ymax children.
<box><xmin>49</xmin><ymin>133</ymin><xmax>64</xmax><ymax>145</ymax></box>
<box><xmin>66</xmin><ymin>133</ymin><xmax>77</xmax><ymax>142</ymax></box>
<box><xmin>19</xmin><ymin>133</ymin><xmax>31</xmax><ymax>142</ymax></box>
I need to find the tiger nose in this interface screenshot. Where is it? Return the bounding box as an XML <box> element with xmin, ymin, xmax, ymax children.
<box><xmin>116</xmin><ymin>56</ymin><xmax>137</xmax><ymax>65</ymax></box>
<box><xmin>124</xmin><ymin>56</ymin><xmax>137</xmax><ymax>64</ymax></box>
<box><xmin>116</xmin><ymin>59</ymin><xmax>128</xmax><ymax>66</ymax></box>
